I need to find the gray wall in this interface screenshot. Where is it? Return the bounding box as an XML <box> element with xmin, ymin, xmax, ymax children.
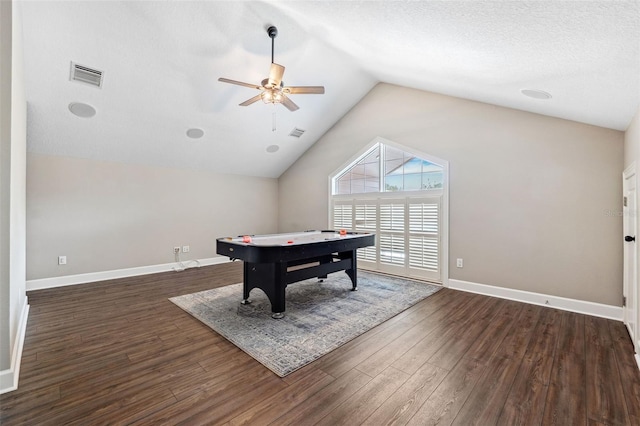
<box><xmin>26</xmin><ymin>154</ymin><xmax>278</xmax><ymax>280</ymax></box>
<box><xmin>279</xmin><ymin>83</ymin><xmax>624</xmax><ymax>306</ymax></box>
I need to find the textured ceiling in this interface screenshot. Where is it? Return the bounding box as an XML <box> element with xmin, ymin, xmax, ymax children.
<box><xmin>19</xmin><ymin>1</ymin><xmax>640</xmax><ymax>178</ymax></box>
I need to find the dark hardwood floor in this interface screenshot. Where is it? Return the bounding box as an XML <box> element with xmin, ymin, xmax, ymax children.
<box><xmin>2</xmin><ymin>262</ymin><xmax>639</xmax><ymax>425</ymax></box>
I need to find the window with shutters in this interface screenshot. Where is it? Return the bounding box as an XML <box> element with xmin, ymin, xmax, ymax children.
<box><xmin>330</xmin><ymin>138</ymin><xmax>448</xmax><ymax>283</ymax></box>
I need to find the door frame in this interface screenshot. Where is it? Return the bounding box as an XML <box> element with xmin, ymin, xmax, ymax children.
<box><xmin>623</xmin><ymin>162</ymin><xmax>639</xmax><ymax>364</ymax></box>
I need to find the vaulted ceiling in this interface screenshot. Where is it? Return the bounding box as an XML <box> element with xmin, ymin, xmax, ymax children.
<box><xmin>19</xmin><ymin>1</ymin><xmax>640</xmax><ymax>178</ymax></box>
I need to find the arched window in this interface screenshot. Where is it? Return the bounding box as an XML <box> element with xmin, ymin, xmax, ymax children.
<box><xmin>330</xmin><ymin>138</ymin><xmax>448</xmax><ymax>283</ymax></box>
<box><xmin>333</xmin><ymin>143</ymin><xmax>444</xmax><ymax>195</ymax></box>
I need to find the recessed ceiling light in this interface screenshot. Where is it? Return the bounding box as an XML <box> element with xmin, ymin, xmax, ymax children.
<box><xmin>68</xmin><ymin>102</ymin><xmax>96</xmax><ymax>118</ymax></box>
<box><xmin>521</xmin><ymin>89</ymin><xmax>552</xmax><ymax>100</ymax></box>
<box><xmin>266</xmin><ymin>145</ymin><xmax>279</xmax><ymax>153</ymax></box>
<box><xmin>186</xmin><ymin>128</ymin><xmax>204</xmax><ymax>139</ymax></box>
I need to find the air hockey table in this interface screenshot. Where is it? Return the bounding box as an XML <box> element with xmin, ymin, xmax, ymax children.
<box><xmin>216</xmin><ymin>230</ymin><xmax>375</xmax><ymax>318</ymax></box>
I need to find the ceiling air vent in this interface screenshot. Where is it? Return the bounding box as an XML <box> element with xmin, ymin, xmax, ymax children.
<box><xmin>289</xmin><ymin>127</ymin><xmax>305</xmax><ymax>138</ymax></box>
<box><xmin>70</xmin><ymin>62</ymin><xmax>104</xmax><ymax>88</ymax></box>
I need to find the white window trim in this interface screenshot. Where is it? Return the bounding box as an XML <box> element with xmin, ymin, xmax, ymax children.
<box><xmin>328</xmin><ymin>137</ymin><xmax>450</xmax><ymax>287</ymax></box>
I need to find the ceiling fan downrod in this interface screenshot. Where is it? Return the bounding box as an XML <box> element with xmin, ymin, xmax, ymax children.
<box><xmin>267</xmin><ymin>26</ymin><xmax>278</xmax><ymax>64</ymax></box>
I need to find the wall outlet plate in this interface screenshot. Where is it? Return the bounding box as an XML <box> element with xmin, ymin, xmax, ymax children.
<box><xmin>182</xmin><ymin>245</ymin><xmax>190</xmax><ymax>253</ymax></box>
<box><xmin>58</xmin><ymin>256</ymin><xmax>67</xmax><ymax>265</ymax></box>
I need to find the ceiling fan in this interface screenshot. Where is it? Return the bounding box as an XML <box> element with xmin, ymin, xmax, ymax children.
<box><xmin>218</xmin><ymin>26</ymin><xmax>325</xmax><ymax>112</ymax></box>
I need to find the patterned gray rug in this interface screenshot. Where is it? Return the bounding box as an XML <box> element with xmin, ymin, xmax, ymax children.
<box><xmin>169</xmin><ymin>271</ymin><xmax>441</xmax><ymax>377</ymax></box>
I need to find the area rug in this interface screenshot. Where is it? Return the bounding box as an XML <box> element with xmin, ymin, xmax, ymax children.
<box><xmin>169</xmin><ymin>271</ymin><xmax>441</xmax><ymax>377</ymax></box>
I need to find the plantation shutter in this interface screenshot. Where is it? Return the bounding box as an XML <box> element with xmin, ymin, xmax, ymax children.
<box><xmin>378</xmin><ymin>201</ymin><xmax>406</xmax><ymax>273</ymax></box>
<box><xmin>355</xmin><ymin>204</ymin><xmax>376</xmax><ymax>231</ymax></box>
<box><xmin>355</xmin><ymin>203</ymin><xmax>377</xmax><ymax>263</ymax></box>
<box><xmin>380</xmin><ymin>203</ymin><xmax>405</xmax><ymax>232</ymax></box>
<box><xmin>332</xmin><ymin>203</ymin><xmax>353</xmax><ymax>230</ymax></box>
<box><xmin>408</xmin><ymin>198</ymin><xmax>440</xmax><ymax>280</ymax></box>
<box><xmin>330</xmin><ymin>195</ymin><xmax>442</xmax><ymax>283</ymax></box>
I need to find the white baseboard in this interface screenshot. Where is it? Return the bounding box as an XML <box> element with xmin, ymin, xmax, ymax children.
<box><xmin>449</xmin><ymin>278</ymin><xmax>623</xmax><ymax>321</ymax></box>
<box><xmin>26</xmin><ymin>257</ymin><xmax>231</xmax><ymax>291</ymax></box>
<box><xmin>0</xmin><ymin>297</ymin><xmax>29</xmax><ymax>394</ymax></box>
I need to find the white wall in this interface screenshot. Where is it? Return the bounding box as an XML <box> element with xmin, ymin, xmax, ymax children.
<box><xmin>0</xmin><ymin>0</ymin><xmax>12</xmax><ymax>376</ymax></box>
<box><xmin>26</xmin><ymin>154</ymin><xmax>278</xmax><ymax>280</ymax></box>
<box><xmin>625</xmin><ymin>108</ymin><xmax>639</xmax><ymax>170</ymax></box>
<box><xmin>279</xmin><ymin>83</ymin><xmax>624</xmax><ymax>306</ymax></box>
<box><xmin>1</xmin><ymin>0</ymin><xmax>28</xmax><ymax>393</ymax></box>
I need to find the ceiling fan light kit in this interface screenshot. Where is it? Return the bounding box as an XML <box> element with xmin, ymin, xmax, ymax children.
<box><xmin>261</xmin><ymin>88</ymin><xmax>283</xmax><ymax>104</ymax></box>
<box><xmin>218</xmin><ymin>26</ymin><xmax>325</xmax><ymax>112</ymax></box>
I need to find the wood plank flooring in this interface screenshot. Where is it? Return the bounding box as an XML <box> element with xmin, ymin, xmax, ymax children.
<box><xmin>2</xmin><ymin>262</ymin><xmax>639</xmax><ymax>425</ymax></box>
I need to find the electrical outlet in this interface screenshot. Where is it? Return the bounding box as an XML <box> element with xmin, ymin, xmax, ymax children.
<box><xmin>182</xmin><ymin>245</ymin><xmax>190</xmax><ymax>253</ymax></box>
<box><xmin>58</xmin><ymin>256</ymin><xmax>67</xmax><ymax>265</ymax></box>
<box><xmin>456</xmin><ymin>258</ymin><xmax>463</xmax><ymax>268</ymax></box>
<box><xmin>173</xmin><ymin>247</ymin><xmax>180</xmax><ymax>254</ymax></box>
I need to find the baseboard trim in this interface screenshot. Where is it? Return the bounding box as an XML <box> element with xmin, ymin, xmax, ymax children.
<box><xmin>449</xmin><ymin>278</ymin><xmax>622</xmax><ymax>321</ymax></box>
<box><xmin>26</xmin><ymin>257</ymin><xmax>231</xmax><ymax>291</ymax></box>
<box><xmin>0</xmin><ymin>297</ymin><xmax>29</xmax><ymax>394</ymax></box>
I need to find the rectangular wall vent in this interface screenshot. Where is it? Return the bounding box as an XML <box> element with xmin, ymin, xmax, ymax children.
<box><xmin>289</xmin><ymin>127</ymin><xmax>305</xmax><ymax>138</ymax></box>
<box><xmin>70</xmin><ymin>62</ymin><xmax>104</xmax><ymax>88</ymax></box>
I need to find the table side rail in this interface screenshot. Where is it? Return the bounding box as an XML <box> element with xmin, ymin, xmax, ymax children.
<box><xmin>216</xmin><ymin>234</ymin><xmax>374</xmax><ymax>264</ymax></box>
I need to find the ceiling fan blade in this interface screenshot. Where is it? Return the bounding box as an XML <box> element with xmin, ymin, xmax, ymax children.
<box><xmin>281</xmin><ymin>95</ymin><xmax>299</xmax><ymax>112</ymax></box>
<box><xmin>268</xmin><ymin>63</ymin><xmax>285</xmax><ymax>88</ymax></box>
<box><xmin>285</xmin><ymin>86</ymin><xmax>325</xmax><ymax>95</ymax></box>
<box><xmin>239</xmin><ymin>94</ymin><xmax>262</xmax><ymax>106</ymax></box>
<box><xmin>218</xmin><ymin>78</ymin><xmax>262</xmax><ymax>90</ymax></box>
